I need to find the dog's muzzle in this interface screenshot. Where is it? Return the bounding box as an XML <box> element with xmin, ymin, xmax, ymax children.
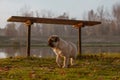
<box><xmin>48</xmin><ymin>40</ymin><xmax>55</xmax><ymax>47</ymax></box>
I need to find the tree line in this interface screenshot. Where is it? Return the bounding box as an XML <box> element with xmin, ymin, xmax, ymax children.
<box><xmin>0</xmin><ymin>3</ymin><xmax>120</xmax><ymax>43</ymax></box>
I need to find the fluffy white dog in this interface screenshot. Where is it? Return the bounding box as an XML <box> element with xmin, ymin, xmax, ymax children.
<box><xmin>48</xmin><ymin>35</ymin><xmax>77</xmax><ymax>68</ymax></box>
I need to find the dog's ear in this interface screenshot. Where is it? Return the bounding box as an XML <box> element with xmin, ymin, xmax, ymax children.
<box><xmin>48</xmin><ymin>35</ymin><xmax>60</xmax><ymax>43</ymax></box>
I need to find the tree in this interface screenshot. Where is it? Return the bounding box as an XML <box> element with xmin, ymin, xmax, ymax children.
<box><xmin>5</xmin><ymin>23</ymin><xmax>18</xmax><ymax>37</ymax></box>
<box><xmin>17</xmin><ymin>24</ymin><xmax>27</xmax><ymax>37</ymax></box>
<box><xmin>112</xmin><ymin>3</ymin><xmax>120</xmax><ymax>35</ymax></box>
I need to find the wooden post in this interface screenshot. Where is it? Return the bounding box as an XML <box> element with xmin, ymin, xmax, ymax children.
<box><xmin>73</xmin><ymin>23</ymin><xmax>84</xmax><ymax>57</ymax></box>
<box><xmin>25</xmin><ymin>20</ymin><xmax>33</xmax><ymax>57</ymax></box>
<box><xmin>27</xmin><ymin>25</ymin><xmax>31</xmax><ymax>57</ymax></box>
<box><xmin>78</xmin><ymin>27</ymin><xmax>82</xmax><ymax>57</ymax></box>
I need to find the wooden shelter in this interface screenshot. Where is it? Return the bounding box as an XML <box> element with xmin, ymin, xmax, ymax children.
<box><xmin>7</xmin><ymin>16</ymin><xmax>101</xmax><ymax>57</ymax></box>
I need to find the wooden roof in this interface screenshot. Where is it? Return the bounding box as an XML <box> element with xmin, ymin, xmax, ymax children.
<box><xmin>7</xmin><ymin>16</ymin><xmax>101</xmax><ymax>26</ymax></box>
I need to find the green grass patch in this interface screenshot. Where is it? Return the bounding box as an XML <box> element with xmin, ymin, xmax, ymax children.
<box><xmin>0</xmin><ymin>55</ymin><xmax>120</xmax><ymax>80</ymax></box>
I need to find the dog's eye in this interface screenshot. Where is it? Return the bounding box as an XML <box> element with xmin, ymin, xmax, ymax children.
<box><xmin>54</xmin><ymin>38</ymin><xmax>58</xmax><ymax>42</ymax></box>
<box><xmin>50</xmin><ymin>37</ymin><xmax>59</xmax><ymax>42</ymax></box>
<box><xmin>51</xmin><ymin>38</ymin><xmax>55</xmax><ymax>42</ymax></box>
<box><xmin>55</xmin><ymin>37</ymin><xmax>59</xmax><ymax>42</ymax></box>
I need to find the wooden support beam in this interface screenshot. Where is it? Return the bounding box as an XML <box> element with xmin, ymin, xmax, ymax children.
<box><xmin>78</xmin><ymin>27</ymin><xmax>82</xmax><ymax>57</ymax></box>
<box><xmin>73</xmin><ymin>23</ymin><xmax>84</xmax><ymax>57</ymax></box>
<box><xmin>25</xmin><ymin>20</ymin><xmax>33</xmax><ymax>57</ymax></box>
<box><xmin>7</xmin><ymin>16</ymin><xmax>101</xmax><ymax>26</ymax></box>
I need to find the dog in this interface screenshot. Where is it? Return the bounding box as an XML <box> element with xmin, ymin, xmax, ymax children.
<box><xmin>48</xmin><ymin>35</ymin><xmax>77</xmax><ymax>68</ymax></box>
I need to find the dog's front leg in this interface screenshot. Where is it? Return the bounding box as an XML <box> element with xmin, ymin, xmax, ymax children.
<box><xmin>63</xmin><ymin>57</ymin><xmax>70</xmax><ymax>68</ymax></box>
<box><xmin>56</xmin><ymin>55</ymin><xmax>62</xmax><ymax>67</ymax></box>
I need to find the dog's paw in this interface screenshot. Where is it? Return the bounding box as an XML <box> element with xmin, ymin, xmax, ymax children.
<box><xmin>62</xmin><ymin>65</ymin><xmax>69</xmax><ymax>68</ymax></box>
<box><xmin>62</xmin><ymin>66</ymin><xmax>68</xmax><ymax>68</ymax></box>
<box><xmin>58</xmin><ymin>64</ymin><xmax>62</xmax><ymax>68</ymax></box>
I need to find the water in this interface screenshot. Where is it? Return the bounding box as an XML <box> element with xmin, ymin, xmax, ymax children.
<box><xmin>0</xmin><ymin>47</ymin><xmax>55</xmax><ymax>58</ymax></box>
<box><xmin>0</xmin><ymin>52</ymin><xmax>6</xmax><ymax>58</ymax></box>
<box><xmin>0</xmin><ymin>47</ymin><xmax>120</xmax><ymax>58</ymax></box>
<box><xmin>82</xmin><ymin>47</ymin><xmax>120</xmax><ymax>53</ymax></box>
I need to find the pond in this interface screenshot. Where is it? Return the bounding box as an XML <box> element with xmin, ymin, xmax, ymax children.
<box><xmin>0</xmin><ymin>47</ymin><xmax>55</xmax><ymax>58</ymax></box>
<box><xmin>0</xmin><ymin>46</ymin><xmax>120</xmax><ymax>58</ymax></box>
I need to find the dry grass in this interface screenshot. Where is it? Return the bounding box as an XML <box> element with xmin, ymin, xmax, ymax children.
<box><xmin>0</xmin><ymin>53</ymin><xmax>120</xmax><ymax>80</ymax></box>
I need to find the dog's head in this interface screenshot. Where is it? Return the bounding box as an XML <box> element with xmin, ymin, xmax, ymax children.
<box><xmin>48</xmin><ymin>35</ymin><xmax>60</xmax><ymax>48</ymax></box>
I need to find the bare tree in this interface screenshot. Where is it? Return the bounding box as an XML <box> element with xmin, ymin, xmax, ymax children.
<box><xmin>19</xmin><ymin>5</ymin><xmax>33</xmax><ymax>17</ymax></box>
<box><xmin>112</xmin><ymin>3</ymin><xmax>120</xmax><ymax>35</ymax></box>
<box><xmin>5</xmin><ymin>23</ymin><xmax>18</xmax><ymax>38</ymax></box>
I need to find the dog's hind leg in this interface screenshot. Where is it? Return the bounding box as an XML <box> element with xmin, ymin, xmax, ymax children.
<box><xmin>63</xmin><ymin>57</ymin><xmax>70</xmax><ymax>68</ymax></box>
<box><xmin>70</xmin><ymin>58</ymin><xmax>75</xmax><ymax>66</ymax></box>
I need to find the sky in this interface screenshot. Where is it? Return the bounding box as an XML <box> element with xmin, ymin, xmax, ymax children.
<box><xmin>0</xmin><ymin>0</ymin><xmax>120</xmax><ymax>28</ymax></box>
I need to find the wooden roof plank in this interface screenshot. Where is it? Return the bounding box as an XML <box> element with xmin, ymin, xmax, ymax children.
<box><xmin>7</xmin><ymin>16</ymin><xmax>101</xmax><ymax>26</ymax></box>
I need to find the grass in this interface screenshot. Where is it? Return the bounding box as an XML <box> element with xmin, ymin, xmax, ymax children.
<box><xmin>0</xmin><ymin>54</ymin><xmax>120</xmax><ymax>80</ymax></box>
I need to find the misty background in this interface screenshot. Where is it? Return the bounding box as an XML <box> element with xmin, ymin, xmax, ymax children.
<box><xmin>0</xmin><ymin>3</ymin><xmax>120</xmax><ymax>58</ymax></box>
<box><xmin>0</xmin><ymin>3</ymin><xmax>120</xmax><ymax>43</ymax></box>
